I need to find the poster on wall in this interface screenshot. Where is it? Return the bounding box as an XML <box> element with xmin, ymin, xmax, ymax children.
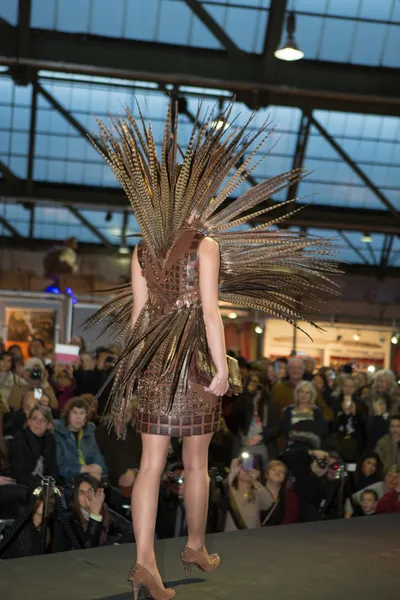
<box><xmin>5</xmin><ymin>308</ymin><xmax>56</xmax><ymax>358</ymax></box>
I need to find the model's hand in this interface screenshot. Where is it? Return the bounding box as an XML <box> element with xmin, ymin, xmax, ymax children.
<box><xmin>204</xmin><ymin>372</ymin><xmax>229</xmax><ymax>396</ymax></box>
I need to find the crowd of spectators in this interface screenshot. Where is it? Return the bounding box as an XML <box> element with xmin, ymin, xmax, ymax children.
<box><xmin>0</xmin><ymin>338</ymin><xmax>399</xmax><ymax>561</ymax></box>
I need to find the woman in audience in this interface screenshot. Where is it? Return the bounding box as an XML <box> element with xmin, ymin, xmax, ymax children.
<box><xmin>366</xmin><ymin>397</ymin><xmax>390</xmax><ymax>448</ymax></box>
<box><xmin>68</xmin><ymin>474</ymin><xmax>133</xmax><ymax>549</ymax></box>
<box><xmin>51</xmin><ymin>364</ymin><xmax>76</xmax><ymax>411</ymax></box>
<box><xmin>8</xmin><ymin>358</ymin><xmax>58</xmax><ymax>411</ymax></box>
<box><xmin>352</xmin><ymin>451</ymin><xmax>383</xmax><ymax>493</ymax></box>
<box><xmin>261</xmin><ymin>460</ymin><xmax>299</xmax><ymax>526</ymax></box>
<box><xmin>372</xmin><ymin>369</ymin><xmax>396</xmax><ymax>410</ymax></box>
<box><xmin>312</xmin><ymin>371</ymin><xmax>333</xmax><ymax>409</ymax></box>
<box><xmin>283</xmin><ymin>381</ymin><xmax>327</xmax><ymax>450</ymax></box>
<box><xmin>55</xmin><ymin>396</ymin><xmax>107</xmax><ymax>486</ymax></box>
<box><xmin>332</xmin><ymin>392</ymin><xmax>365</xmax><ymax>463</ymax></box>
<box><xmin>10</xmin><ymin>404</ymin><xmax>58</xmax><ymax>489</ymax></box>
<box><xmin>0</xmin><ymin>351</ymin><xmax>26</xmax><ymax>409</ymax></box>
<box><xmin>213</xmin><ymin>455</ymin><xmax>272</xmax><ymax>532</ymax></box>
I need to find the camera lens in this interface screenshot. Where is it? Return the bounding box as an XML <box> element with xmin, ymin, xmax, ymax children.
<box><xmin>30</xmin><ymin>368</ymin><xmax>42</xmax><ymax>381</ymax></box>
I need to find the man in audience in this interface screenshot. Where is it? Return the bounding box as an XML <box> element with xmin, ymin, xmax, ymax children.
<box><xmin>303</xmin><ymin>356</ymin><xmax>316</xmax><ymax>381</ymax></box>
<box><xmin>8</xmin><ymin>358</ymin><xmax>58</xmax><ymax>411</ymax></box>
<box><xmin>375</xmin><ymin>415</ymin><xmax>400</xmax><ymax>475</ymax></box>
<box><xmin>272</xmin><ymin>357</ymin><xmax>333</xmax><ymax>424</ymax></box>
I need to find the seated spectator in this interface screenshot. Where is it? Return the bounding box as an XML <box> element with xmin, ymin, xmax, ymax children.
<box><xmin>312</xmin><ymin>371</ymin><xmax>333</xmax><ymax>409</ymax></box>
<box><xmin>213</xmin><ymin>456</ymin><xmax>272</xmax><ymax>532</ymax></box>
<box><xmin>375</xmin><ymin>467</ymin><xmax>400</xmax><ymax>515</ymax></box>
<box><xmin>272</xmin><ymin>357</ymin><xmax>333</xmax><ymax>424</ymax></box>
<box><xmin>8</xmin><ymin>358</ymin><xmax>58</xmax><ymax>411</ymax></box>
<box><xmin>280</xmin><ymin>447</ymin><xmax>340</xmax><ymax>522</ymax></box>
<box><xmin>375</xmin><ymin>415</ymin><xmax>400</xmax><ymax>475</ymax></box>
<box><xmin>283</xmin><ymin>381</ymin><xmax>327</xmax><ymax>451</ymax></box>
<box><xmin>0</xmin><ymin>351</ymin><xmax>26</xmax><ymax>409</ymax></box>
<box><xmin>74</xmin><ymin>347</ymin><xmax>118</xmax><ymax>416</ymax></box>
<box><xmin>68</xmin><ymin>474</ymin><xmax>133</xmax><ymax>548</ymax></box>
<box><xmin>9</xmin><ymin>405</ymin><xmax>58</xmax><ymax>489</ymax></box>
<box><xmin>156</xmin><ymin>463</ymin><xmax>187</xmax><ymax>539</ymax></box>
<box><xmin>332</xmin><ymin>394</ymin><xmax>365</xmax><ymax>463</ymax></box>
<box><xmin>50</xmin><ymin>364</ymin><xmax>76</xmax><ymax>411</ymax></box>
<box><xmin>367</xmin><ymin>398</ymin><xmax>390</xmax><ymax>448</ymax></box>
<box><xmin>261</xmin><ymin>460</ymin><xmax>299</xmax><ymax>526</ymax></box>
<box><xmin>55</xmin><ymin>397</ymin><xmax>107</xmax><ymax>486</ymax></box>
<box><xmin>345</xmin><ymin>463</ymin><xmax>397</xmax><ymax>518</ymax></box>
<box><xmin>0</xmin><ymin>491</ymin><xmax>66</xmax><ymax>559</ymax></box>
<box><xmin>95</xmin><ymin>401</ymin><xmax>142</xmax><ymax>496</ymax></box>
<box><xmin>352</xmin><ymin>452</ymin><xmax>384</xmax><ymax>493</ymax></box>
<box><xmin>229</xmin><ymin>372</ymin><xmax>281</xmax><ymax>466</ymax></box>
<box><xmin>303</xmin><ymin>356</ymin><xmax>316</xmax><ymax>381</ymax></box>
<box><xmin>358</xmin><ymin>489</ymin><xmax>379</xmax><ymax>516</ymax></box>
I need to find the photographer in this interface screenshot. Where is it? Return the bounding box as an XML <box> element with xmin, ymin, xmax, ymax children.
<box><xmin>280</xmin><ymin>447</ymin><xmax>341</xmax><ymax>522</ymax></box>
<box><xmin>156</xmin><ymin>463</ymin><xmax>188</xmax><ymax>539</ymax></box>
<box><xmin>212</xmin><ymin>455</ymin><xmax>273</xmax><ymax>532</ymax></box>
<box><xmin>74</xmin><ymin>347</ymin><xmax>118</xmax><ymax>416</ymax></box>
<box><xmin>8</xmin><ymin>358</ymin><xmax>58</xmax><ymax>412</ymax></box>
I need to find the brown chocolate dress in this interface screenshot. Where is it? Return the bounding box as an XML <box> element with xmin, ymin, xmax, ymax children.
<box><xmin>135</xmin><ymin>228</ymin><xmax>221</xmax><ymax>436</ymax></box>
<box><xmin>86</xmin><ymin>100</ymin><xmax>339</xmax><ymax>439</ymax></box>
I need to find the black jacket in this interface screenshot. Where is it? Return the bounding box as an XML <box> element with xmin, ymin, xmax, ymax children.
<box><xmin>70</xmin><ymin>506</ymin><xmax>133</xmax><ymax>549</ymax></box>
<box><xmin>9</xmin><ymin>428</ymin><xmax>58</xmax><ymax>489</ymax></box>
<box><xmin>229</xmin><ymin>391</ymin><xmax>281</xmax><ymax>459</ymax></box>
<box><xmin>95</xmin><ymin>423</ymin><xmax>142</xmax><ymax>487</ymax></box>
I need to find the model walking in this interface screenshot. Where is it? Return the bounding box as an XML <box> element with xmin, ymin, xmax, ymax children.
<box><xmin>87</xmin><ymin>101</ymin><xmax>338</xmax><ymax>599</ymax></box>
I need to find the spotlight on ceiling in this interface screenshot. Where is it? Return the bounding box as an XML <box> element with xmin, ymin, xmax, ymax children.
<box><xmin>361</xmin><ymin>233</ymin><xmax>372</xmax><ymax>243</ymax></box>
<box><xmin>255</xmin><ymin>325</ymin><xmax>263</xmax><ymax>334</ymax></box>
<box><xmin>228</xmin><ymin>312</ymin><xmax>238</xmax><ymax>319</ymax></box>
<box><xmin>367</xmin><ymin>365</ymin><xmax>376</xmax><ymax>373</ymax></box>
<box><xmin>353</xmin><ymin>333</ymin><xmax>360</xmax><ymax>341</ymax></box>
<box><xmin>118</xmin><ymin>245</ymin><xmax>130</xmax><ymax>255</ymax></box>
<box><xmin>391</xmin><ymin>333</ymin><xmax>399</xmax><ymax>345</ymax></box>
<box><xmin>275</xmin><ymin>11</ymin><xmax>304</xmax><ymax>62</ymax></box>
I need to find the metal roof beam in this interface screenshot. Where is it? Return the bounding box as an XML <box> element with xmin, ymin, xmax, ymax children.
<box><xmin>286</xmin><ymin>111</ymin><xmax>311</xmax><ymax>204</ymax></box>
<box><xmin>182</xmin><ymin>0</ymin><xmax>242</xmax><ymax>56</ymax></box>
<box><xmin>263</xmin><ymin>0</ymin><xmax>288</xmax><ymax>74</ymax></box>
<box><xmin>1</xmin><ymin>26</ymin><xmax>400</xmax><ymax>116</ymax></box>
<box><xmin>337</xmin><ymin>230</ymin><xmax>370</xmax><ymax>265</ymax></box>
<box><xmin>66</xmin><ymin>205</ymin><xmax>113</xmax><ymax>249</ymax></box>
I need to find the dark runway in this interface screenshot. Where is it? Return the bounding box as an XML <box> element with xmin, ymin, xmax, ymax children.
<box><xmin>0</xmin><ymin>515</ymin><xmax>399</xmax><ymax>600</ymax></box>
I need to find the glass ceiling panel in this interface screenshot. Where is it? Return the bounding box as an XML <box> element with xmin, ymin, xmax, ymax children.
<box><xmin>295</xmin><ymin>0</ymin><xmax>400</xmax><ymax>67</ymax></box>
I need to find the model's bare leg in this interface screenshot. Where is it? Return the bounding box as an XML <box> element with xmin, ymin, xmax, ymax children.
<box><xmin>131</xmin><ymin>433</ymin><xmax>170</xmax><ymax>587</ymax></box>
<box><xmin>182</xmin><ymin>433</ymin><xmax>213</xmax><ymax>550</ymax></box>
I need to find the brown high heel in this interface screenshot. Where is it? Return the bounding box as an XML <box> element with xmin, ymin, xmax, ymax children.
<box><xmin>180</xmin><ymin>544</ymin><xmax>221</xmax><ymax>577</ymax></box>
<box><xmin>128</xmin><ymin>563</ymin><xmax>175</xmax><ymax>600</ymax></box>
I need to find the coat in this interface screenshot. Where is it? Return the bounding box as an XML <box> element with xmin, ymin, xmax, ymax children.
<box><xmin>375</xmin><ymin>433</ymin><xmax>400</xmax><ymax>475</ymax></box>
<box><xmin>10</xmin><ymin>427</ymin><xmax>58</xmax><ymax>489</ymax></box>
<box><xmin>54</xmin><ymin>420</ymin><xmax>107</xmax><ymax>484</ymax></box>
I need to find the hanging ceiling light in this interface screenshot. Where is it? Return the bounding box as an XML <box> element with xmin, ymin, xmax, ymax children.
<box><xmin>361</xmin><ymin>233</ymin><xmax>372</xmax><ymax>243</ymax></box>
<box><xmin>353</xmin><ymin>333</ymin><xmax>360</xmax><ymax>341</ymax></box>
<box><xmin>391</xmin><ymin>333</ymin><xmax>399</xmax><ymax>345</ymax></box>
<box><xmin>255</xmin><ymin>325</ymin><xmax>263</xmax><ymax>334</ymax></box>
<box><xmin>118</xmin><ymin>245</ymin><xmax>130</xmax><ymax>255</ymax></box>
<box><xmin>275</xmin><ymin>11</ymin><xmax>304</xmax><ymax>62</ymax></box>
<box><xmin>228</xmin><ymin>312</ymin><xmax>238</xmax><ymax>319</ymax></box>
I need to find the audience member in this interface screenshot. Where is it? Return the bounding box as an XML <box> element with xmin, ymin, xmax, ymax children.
<box><xmin>229</xmin><ymin>372</ymin><xmax>281</xmax><ymax>466</ymax></box>
<box><xmin>375</xmin><ymin>467</ymin><xmax>400</xmax><ymax>515</ymax></box>
<box><xmin>3</xmin><ymin>388</ymin><xmax>48</xmax><ymax>437</ymax></box>
<box><xmin>208</xmin><ymin>416</ymin><xmax>235</xmax><ymax>474</ymax></box>
<box><xmin>375</xmin><ymin>415</ymin><xmax>400</xmax><ymax>475</ymax></box>
<box><xmin>0</xmin><ymin>351</ymin><xmax>26</xmax><ymax>409</ymax></box>
<box><xmin>213</xmin><ymin>456</ymin><xmax>272</xmax><ymax>532</ymax></box>
<box><xmin>366</xmin><ymin>397</ymin><xmax>390</xmax><ymax>448</ymax></box>
<box><xmin>95</xmin><ymin>401</ymin><xmax>142</xmax><ymax>496</ymax></box>
<box><xmin>312</xmin><ymin>371</ymin><xmax>333</xmax><ymax>409</ymax></box>
<box><xmin>55</xmin><ymin>397</ymin><xmax>107</xmax><ymax>486</ymax></box>
<box><xmin>332</xmin><ymin>393</ymin><xmax>365</xmax><ymax>463</ymax></box>
<box><xmin>8</xmin><ymin>358</ymin><xmax>58</xmax><ymax>411</ymax></box>
<box><xmin>261</xmin><ymin>460</ymin><xmax>299</xmax><ymax>526</ymax></box>
<box><xmin>8</xmin><ymin>345</ymin><xmax>23</xmax><ymax>361</ymax></box>
<box><xmin>68</xmin><ymin>474</ymin><xmax>133</xmax><ymax>548</ymax></box>
<box><xmin>283</xmin><ymin>381</ymin><xmax>327</xmax><ymax>451</ymax></box>
<box><xmin>27</xmin><ymin>338</ymin><xmax>46</xmax><ymax>361</ymax></box>
<box><xmin>303</xmin><ymin>356</ymin><xmax>316</xmax><ymax>381</ymax></box>
<box><xmin>272</xmin><ymin>357</ymin><xmax>333</xmax><ymax>424</ymax></box>
<box><xmin>9</xmin><ymin>405</ymin><xmax>58</xmax><ymax>489</ymax></box>
<box><xmin>51</xmin><ymin>364</ymin><xmax>76</xmax><ymax>411</ymax></box>
<box><xmin>358</xmin><ymin>489</ymin><xmax>379</xmax><ymax>516</ymax></box>
<box><xmin>156</xmin><ymin>463</ymin><xmax>187</xmax><ymax>539</ymax></box>
<box><xmin>352</xmin><ymin>452</ymin><xmax>383</xmax><ymax>493</ymax></box>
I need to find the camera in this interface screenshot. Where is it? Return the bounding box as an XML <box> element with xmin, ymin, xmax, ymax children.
<box><xmin>30</xmin><ymin>367</ymin><xmax>42</xmax><ymax>381</ymax></box>
<box><xmin>315</xmin><ymin>456</ymin><xmax>343</xmax><ymax>472</ymax></box>
<box><xmin>104</xmin><ymin>355</ymin><xmax>117</xmax><ymax>366</ymax></box>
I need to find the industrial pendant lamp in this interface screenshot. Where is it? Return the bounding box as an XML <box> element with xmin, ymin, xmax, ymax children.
<box><xmin>275</xmin><ymin>11</ymin><xmax>304</xmax><ymax>62</ymax></box>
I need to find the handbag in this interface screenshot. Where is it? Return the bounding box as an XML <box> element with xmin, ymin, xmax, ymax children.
<box><xmin>188</xmin><ymin>346</ymin><xmax>242</xmax><ymax>396</ymax></box>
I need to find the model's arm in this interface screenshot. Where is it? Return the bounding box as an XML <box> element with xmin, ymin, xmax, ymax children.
<box><xmin>198</xmin><ymin>237</ymin><xmax>229</xmax><ymax>397</ymax></box>
<box><xmin>131</xmin><ymin>243</ymin><xmax>149</xmax><ymax>328</ymax></box>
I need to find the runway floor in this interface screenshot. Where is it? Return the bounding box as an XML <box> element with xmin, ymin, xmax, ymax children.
<box><xmin>0</xmin><ymin>514</ymin><xmax>398</xmax><ymax>600</ymax></box>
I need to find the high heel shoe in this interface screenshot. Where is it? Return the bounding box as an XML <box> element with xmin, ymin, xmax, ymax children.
<box><xmin>128</xmin><ymin>563</ymin><xmax>175</xmax><ymax>600</ymax></box>
<box><xmin>180</xmin><ymin>545</ymin><xmax>221</xmax><ymax>577</ymax></box>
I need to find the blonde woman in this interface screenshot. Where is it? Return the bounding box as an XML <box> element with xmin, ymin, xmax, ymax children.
<box><xmin>283</xmin><ymin>381</ymin><xmax>327</xmax><ymax>450</ymax></box>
